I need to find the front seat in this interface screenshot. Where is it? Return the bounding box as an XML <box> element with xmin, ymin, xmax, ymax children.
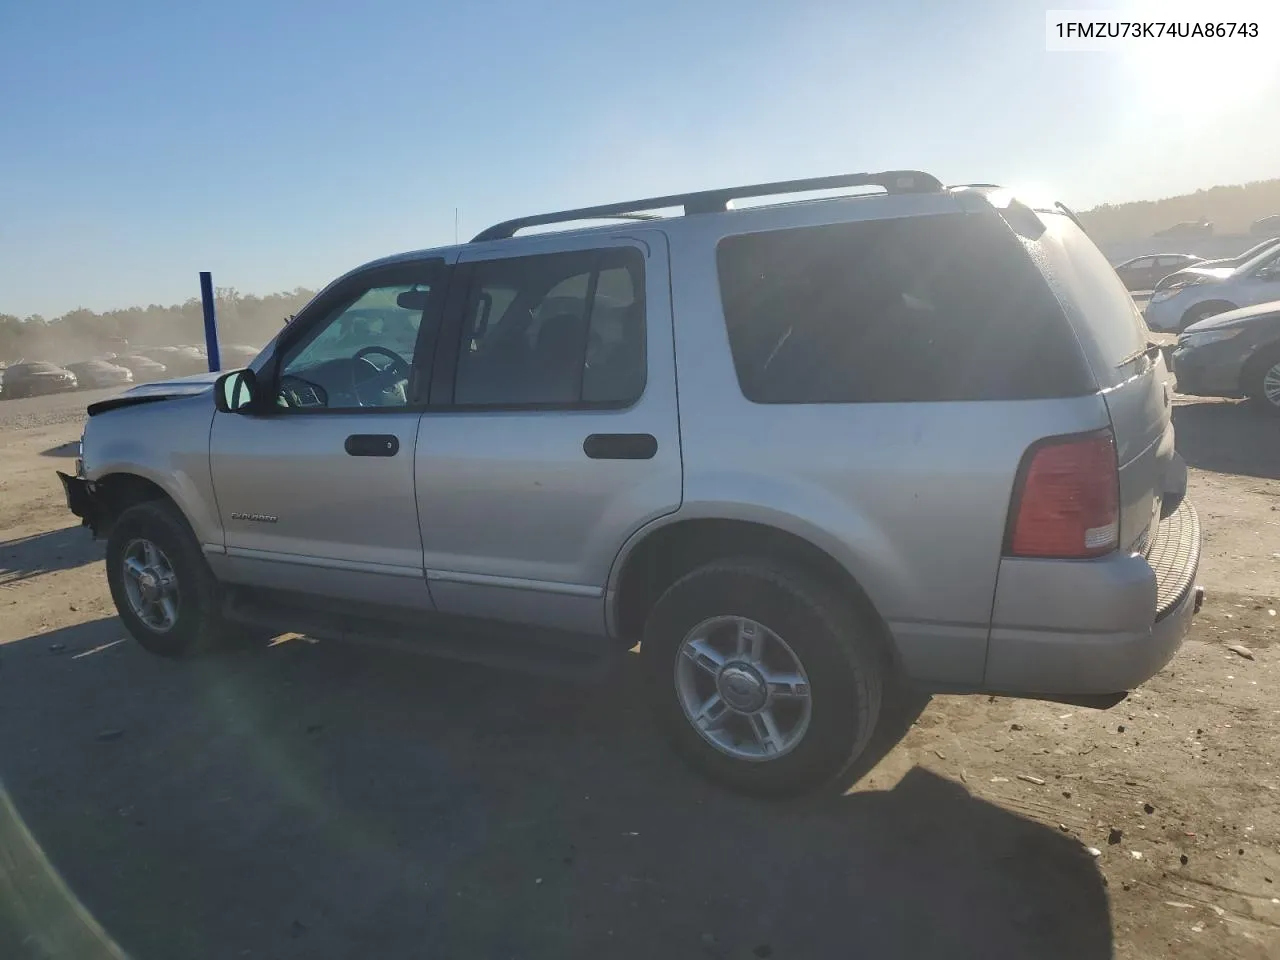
<box><xmin>526</xmin><ymin>313</ymin><xmax>586</xmax><ymax>403</ymax></box>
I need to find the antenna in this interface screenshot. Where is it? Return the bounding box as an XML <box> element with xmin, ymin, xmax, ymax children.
<box><xmin>454</xmin><ymin>207</ymin><xmax>459</xmax><ymax>244</ymax></box>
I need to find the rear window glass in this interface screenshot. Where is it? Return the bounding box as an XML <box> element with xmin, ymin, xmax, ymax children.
<box><xmin>715</xmin><ymin>212</ymin><xmax>1092</xmax><ymax>404</ymax></box>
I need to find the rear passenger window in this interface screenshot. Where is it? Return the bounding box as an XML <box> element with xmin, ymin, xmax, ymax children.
<box><xmin>454</xmin><ymin>248</ymin><xmax>645</xmax><ymax>407</ymax></box>
<box><xmin>716</xmin><ymin>213</ymin><xmax>1092</xmax><ymax>404</ymax></box>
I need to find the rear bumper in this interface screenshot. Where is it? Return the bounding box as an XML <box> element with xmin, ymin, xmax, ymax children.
<box><xmin>982</xmin><ymin>501</ymin><xmax>1201</xmax><ymax>697</ymax></box>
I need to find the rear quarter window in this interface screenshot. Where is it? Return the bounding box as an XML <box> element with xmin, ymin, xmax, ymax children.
<box><xmin>715</xmin><ymin>211</ymin><xmax>1094</xmax><ymax>404</ymax></box>
<box><xmin>1020</xmin><ymin>212</ymin><xmax>1150</xmax><ymax>388</ymax></box>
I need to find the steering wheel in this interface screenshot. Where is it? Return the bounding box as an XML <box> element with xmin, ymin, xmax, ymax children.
<box><xmin>350</xmin><ymin>346</ymin><xmax>411</xmax><ymax>405</ymax></box>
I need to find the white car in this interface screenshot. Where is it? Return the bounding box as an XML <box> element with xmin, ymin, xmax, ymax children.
<box><xmin>1145</xmin><ymin>243</ymin><xmax>1280</xmax><ymax>332</ymax></box>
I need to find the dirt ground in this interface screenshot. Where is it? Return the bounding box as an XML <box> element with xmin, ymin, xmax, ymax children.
<box><xmin>0</xmin><ymin>386</ymin><xmax>1278</xmax><ymax>960</ymax></box>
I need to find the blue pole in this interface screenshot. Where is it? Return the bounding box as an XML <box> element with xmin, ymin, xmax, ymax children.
<box><xmin>199</xmin><ymin>271</ymin><xmax>221</xmax><ymax>372</ymax></box>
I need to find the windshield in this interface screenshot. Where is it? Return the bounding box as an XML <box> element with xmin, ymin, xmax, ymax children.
<box><xmin>1232</xmin><ymin>240</ymin><xmax>1280</xmax><ymax>275</ymax></box>
<box><xmin>1237</xmin><ymin>238</ymin><xmax>1279</xmax><ymax>260</ymax></box>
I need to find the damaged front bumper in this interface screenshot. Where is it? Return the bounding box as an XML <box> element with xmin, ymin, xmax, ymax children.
<box><xmin>56</xmin><ymin>469</ymin><xmax>105</xmax><ymax>537</ymax></box>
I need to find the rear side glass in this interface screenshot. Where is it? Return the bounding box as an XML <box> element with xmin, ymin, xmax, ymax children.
<box><xmin>715</xmin><ymin>212</ymin><xmax>1093</xmax><ymax>404</ymax></box>
<box><xmin>454</xmin><ymin>248</ymin><xmax>646</xmax><ymax>407</ymax></box>
<box><xmin>1025</xmin><ymin>213</ymin><xmax>1150</xmax><ymax>386</ymax></box>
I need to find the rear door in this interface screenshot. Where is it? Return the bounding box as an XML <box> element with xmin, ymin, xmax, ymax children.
<box><xmin>1128</xmin><ymin>256</ymin><xmax>1157</xmax><ymax>289</ymax></box>
<box><xmin>1154</xmin><ymin>256</ymin><xmax>1187</xmax><ymax>288</ymax></box>
<box><xmin>413</xmin><ymin>230</ymin><xmax>682</xmax><ymax>637</ymax></box>
<box><xmin>1030</xmin><ymin>213</ymin><xmax>1176</xmax><ymax>552</ymax></box>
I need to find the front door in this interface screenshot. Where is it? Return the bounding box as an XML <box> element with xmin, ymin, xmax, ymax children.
<box><xmin>208</xmin><ymin>260</ymin><xmax>445</xmax><ymax>609</ymax></box>
<box><xmin>413</xmin><ymin>231</ymin><xmax>682</xmax><ymax>636</ymax></box>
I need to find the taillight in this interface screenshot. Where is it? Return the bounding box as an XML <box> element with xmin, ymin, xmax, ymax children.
<box><xmin>1006</xmin><ymin>431</ymin><xmax>1119</xmax><ymax>559</ymax></box>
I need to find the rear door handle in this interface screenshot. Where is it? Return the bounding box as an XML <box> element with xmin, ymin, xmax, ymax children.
<box><xmin>345</xmin><ymin>434</ymin><xmax>399</xmax><ymax>457</ymax></box>
<box><xmin>583</xmin><ymin>433</ymin><xmax>657</xmax><ymax>460</ymax></box>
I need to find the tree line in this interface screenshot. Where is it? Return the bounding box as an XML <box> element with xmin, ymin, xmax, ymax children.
<box><xmin>0</xmin><ymin>287</ymin><xmax>317</xmax><ymax>365</ymax></box>
<box><xmin>1079</xmin><ymin>178</ymin><xmax>1280</xmax><ymax>245</ymax></box>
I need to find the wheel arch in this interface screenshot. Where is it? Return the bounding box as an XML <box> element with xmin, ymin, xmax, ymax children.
<box><xmin>1240</xmin><ymin>339</ymin><xmax>1280</xmax><ymax>401</ymax></box>
<box><xmin>92</xmin><ymin>470</ymin><xmax>197</xmax><ymax>541</ymax></box>
<box><xmin>607</xmin><ymin>514</ymin><xmax>901</xmax><ymax>669</ymax></box>
<box><xmin>1179</xmin><ymin>299</ymin><xmax>1238</xmax><ymax>331</ymax></box>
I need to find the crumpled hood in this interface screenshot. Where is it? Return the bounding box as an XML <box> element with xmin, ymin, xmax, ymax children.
<box><xmin>86</xmin><ymin>371</ymin><xmax>221</xmax><ymax>417</ymax></box>
<box><xmin>1183</xmin><ymin>298</ymin><xmax>1280</xmax><ymax>334</ymax></box>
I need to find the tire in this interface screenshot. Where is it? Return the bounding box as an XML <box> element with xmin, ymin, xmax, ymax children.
<box><xmin>1178</xmin><ymin>302</ymin><xmax>1235</xmax><ymax>333</ymax></box>
<box><xmin>640</xmin><ymin>559</ymin><xmax>884</xmax><ymax>797</ymax></box>
<box><xmin>105</xmin><ymin>500</ymin><xmax>228</xmax><ymax>657</ymax></box>
<box><xmin>1244</xmin><ymin>345</ymin><xmax>1280</xmax><ymax>416</ymax></box>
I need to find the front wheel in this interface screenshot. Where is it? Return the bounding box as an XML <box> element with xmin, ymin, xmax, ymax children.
<box><xmin>1245</xmin><ymin>346</ymin><xmax>1280</xmax><ymax>416</ymax></box>
<box><xmin>106</xmin><ymin>500</ymin><xmax>230</xmax><ymax>657</ymax></box>
<box><xmin>640</xmin><ymin>560</ymin><xmax>884</xmax><ymax>796</ymax></box>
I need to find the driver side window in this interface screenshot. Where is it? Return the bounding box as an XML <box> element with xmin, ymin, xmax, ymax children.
<box><xmin>276</xmin><ymin>271</ymin><xmax>436</xmax><ymax>410</ymax></box>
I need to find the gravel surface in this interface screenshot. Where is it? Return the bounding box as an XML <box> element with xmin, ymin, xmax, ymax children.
<box><xmin>0</xmin><ymin>387</ymin><xmax>119</xmax><ymax>432</ymax></box>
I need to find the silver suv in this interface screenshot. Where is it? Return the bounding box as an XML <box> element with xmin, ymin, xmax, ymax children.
<box><xmin>58</xmin><ymin>171</ymin><xmax>1203</xmax><ymax>795</ymax></box>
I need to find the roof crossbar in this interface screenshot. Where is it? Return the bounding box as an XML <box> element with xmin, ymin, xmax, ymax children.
<box><xmin>471</xmin><ymin>169</ymin><xmax>943</xmax><ymax>242</ymax></box>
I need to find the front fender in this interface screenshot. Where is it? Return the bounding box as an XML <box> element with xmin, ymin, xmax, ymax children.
<box><xmin>82</xmin><ymin>396</ymin><xmax>222</xmax><ymax>547</ymax></box>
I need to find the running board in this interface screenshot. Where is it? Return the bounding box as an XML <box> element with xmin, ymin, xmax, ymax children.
<box><xmin>220</xmin><ymin>588</ymin><xmax>624</xmax><ymax>684</ymax></box>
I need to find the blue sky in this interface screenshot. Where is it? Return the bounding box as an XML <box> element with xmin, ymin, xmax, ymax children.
<box><xmin>1</xmin><ymin>0</ymin><xmax>1277</xmax><ymax>317</ymax></box>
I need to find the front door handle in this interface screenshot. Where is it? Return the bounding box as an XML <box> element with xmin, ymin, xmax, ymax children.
<box><xmin>583</xmin><ymin>433</ymin><xmax>657</xmax><ymax>460</ymax></box>
<box><xmin>345</xmin><ymin>434</ymin><xmax>399</xmax><ymax>457</ymax></box>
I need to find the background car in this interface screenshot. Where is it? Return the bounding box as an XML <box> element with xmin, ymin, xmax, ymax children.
<box><xmin>1113</xmin><ymin>253</ymin><xmax>1203</xmax><ymax>291</ymax></box>
<box><xmin>1171</xmin><ymin>299</ymin><xmax>1280</xmax><ymax>414</ymax></box>
<box><xmin>1145</xmin><ymin>243</ymin><xmax>1280</xmax><ymax>332</ymax></box>
<box><xmin>1252</xmin><ymin>215</ymin><xmax>1280</xmax><ymax>236</ymax></box>
<box><xmin>217</xmin><ymin>343</ymin><xmax>263</xmax><ymax>369</ymax></box>
<box><xmin>1154</xmin><ymin>219</ymin><xmax>1213</xmax><ymax>238</ymax></box>
<box><xmin>1189</xmin><ymin>236</ymin><xmax>1280</xmax><ymax>271</ymax></box>
<box><xmin>66</xmin><ymin>359</ymin><xmax>134</xmax><ymax>389</ymax></box>
<box><xmin>110</xmin><ymin>353</ymin><xmax>169</xmax><ymax>382</ymax></box>
<box><xmin>0</xmin><ymin>361</ymin><xmax>78</xmax><ymax>398</ymax></box>
<box><xmin>138</xmin><ymin>345</ymin><xmax>209</xmax><ymax>376</ymax></box>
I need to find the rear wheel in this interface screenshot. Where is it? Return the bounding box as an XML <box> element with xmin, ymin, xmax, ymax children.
<box><xmin>640</xmin><ymin>559</ymin><xmax>884</xmax><ymax>796</ymax></box>
<box><xmin>106</xmin><ymin>500</ymin><xmax>230</xmax><ymax>657</ymax></box>
<box><xmin>1245</xmin><ymin>345</ymin><xmax>1280</xmax><ymax>416</ymax></box>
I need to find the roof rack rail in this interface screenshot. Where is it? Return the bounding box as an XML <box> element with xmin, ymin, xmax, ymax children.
<box><xmin>471</xmin><ymin>169</ymin><xmax>943</xmax><ymax>242</ymax></box>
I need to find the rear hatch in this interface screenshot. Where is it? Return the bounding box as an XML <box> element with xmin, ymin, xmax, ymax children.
<box><xmin>1028</xmin><ymin>212</ymin><xmax>1179</xmax><ymax>554</ymax></box>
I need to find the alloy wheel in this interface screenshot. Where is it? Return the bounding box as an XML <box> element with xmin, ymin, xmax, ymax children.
<box><xmin>121</xmin><ymin>538</ymin><xmax>180</xmax><ymax>632</ymax></box>
<box><xmin>674</xmin><ymin>615</ymin><xmax>813</xmax><ymax>761</ymax></box>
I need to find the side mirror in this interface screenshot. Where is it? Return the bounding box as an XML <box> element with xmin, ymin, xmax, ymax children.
<box><xmin>214</xmin><ymin>368</ymin><xmax>258</xmax><ymax>414</ymax></box>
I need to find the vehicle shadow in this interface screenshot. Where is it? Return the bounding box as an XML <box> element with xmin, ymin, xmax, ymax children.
<box><xmin>1172</xmin><ymin>399</ymin><xmax>1280</xmax><ymax>480</ymax></box>
<box><xmin>0</xmin><ymin>621</ymin><xmax>1112</xmax><ymax>960</ymax></box>
<box><xmin>0</xmin><ymin>527</ymin><xmax>102</xmax><ymax>587</ymax></box>
<box><xmin>40</xmin><ymin>442</ymin><xmax>80</xmax><ymax>457</ymax></box>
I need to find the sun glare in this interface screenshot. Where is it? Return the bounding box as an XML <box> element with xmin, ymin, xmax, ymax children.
<box><xmin>1130</xmin><ymin>45</ymin><xmax>1277</xmax><ymax>114</ymax></box>
<box><xmin>1121</xmin><ymin>2</ymin><xmax>1280</xmax><ymax>113</ymax></box>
